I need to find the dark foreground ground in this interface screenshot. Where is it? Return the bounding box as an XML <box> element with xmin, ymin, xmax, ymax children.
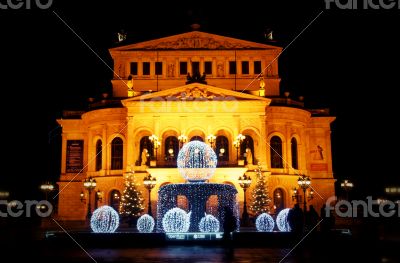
<box><xmin>1</xmin><ymin>216</ymin><xmax>399</xmax><ymax>263</ymax></box>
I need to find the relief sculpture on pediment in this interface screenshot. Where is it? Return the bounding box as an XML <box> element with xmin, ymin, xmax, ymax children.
<box><xmin>143</xmin><ymin>36</ymin><xmax>252</xmax><ymax>50</ymax></box>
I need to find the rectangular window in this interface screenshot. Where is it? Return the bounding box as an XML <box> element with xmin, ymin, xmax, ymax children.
<box><xmin>180</xmin><ymin>62</ymin><xmax>187</xmax><ymax>75</ymax></box>
<box><xmin>191</xmin><ymin>62</ymin><xmax>200</xmax><ymax>74</ymax></box>
<box><xmin>229</xmin><ymin>61</ymin><xmax>237</xmax><ymax>74</ymax></box>
<box><xmin>254</xmin><ymin>61</ymin><xmax>262</xmax><ymax>74</ymax></box>
<box><xmin>204</xmin><ymin>61</ymin><xmax>212</xmax><ymax>75</ymax></box>
<box><xmin>241</xmin><ymin>61</ymin><xmax>249</xmax><ymax>74</ymax></box>
<box><xmin>155</xmin><ymin>62</ymin><xmax>163</xmax><ymax>75</ymax></box>
<box><xmin>142</xmin><ymin>62</ymin><xmax>150</xmax><ymax>75</ymax></box>
<box><xmin>66</xmin><ymin>140</ymin><xmax>83</xmax><ymax>173</ymax></box>
<box><xmin>130</xmin><ymin>62</ymin><xmax>138</xmax><ymax>75</ymax></box>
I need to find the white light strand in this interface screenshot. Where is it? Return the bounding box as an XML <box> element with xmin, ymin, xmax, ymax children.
<box><xmin>137</xmin><ymin>214</ymin><xmax>155</xmax><ymax>233</ymax></box>
<box><xmin>90</xmin><ymin>205</ymin><xmax>119</xmax><ymax>233</ymax></box>
<box><xmin>276</xmin><ymin>208</ymin><xmax>291</xmax><ymax>232</ymax></box>
<box><xmin>156</xmin><ymin>183</ymin><xmax>239</xmax><ymax>232</ymax></box>
<box><xmin>255</xmin><ymin>213</ymin><xmax>274</xmax><ymax>232</ymax></box>
<box><xmin>177</xmin><ymin>141</ymin><xmax>217</xmax><ymax>182</ymax></box>
<box><xmin>199</xmin><ymin>213</ymin><xmax>220</xmax><ymax>232</ymax></box>
<box><xmin>162</xmin><ymin>207</ymin><xmax>191</xmax><ymax>233</ymax></box>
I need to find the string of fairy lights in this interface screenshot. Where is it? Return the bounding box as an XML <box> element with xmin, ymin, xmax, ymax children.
<box><xmin>89</xmin><ymin>141</ymin><xmax>292</xmax><ymax>234</ymax></box>
<box><xmin>177</xmin><ymin>140</ymin><xmax>217</xmax><ymax>182</ymax></box>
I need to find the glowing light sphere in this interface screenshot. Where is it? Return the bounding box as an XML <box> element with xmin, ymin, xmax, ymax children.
<box><xmin>199</xmin><ymin>214</ymin><xmax>220</xmax><ymax>232</ymax></box>
<box><xmin>276</xmin><ymin>208</ymin><xmax>291</xmax><ymax>232</ymax></box>
<box><xmin>255</xmin><ymin>213</ymin><xmax>275</xmax><ymax>232</ymax></box>
<box><xmin>177</xmin><ymin>141</ymin><xmax>217</xmax><ymax>182</ymax></box>
<box><xmin>137</xmin><ymin>214</ymin><xmax>155</xmax><ymax>233</ymax></box>
<box><xmin>162</xmin><ymin>207</ymin><xmax>191</xmax><ymax>232</ymax></box>
<box><xmin>90</xmin><ymin>205</ymin><xmax>119</xmax><ymax>233</ymax></box>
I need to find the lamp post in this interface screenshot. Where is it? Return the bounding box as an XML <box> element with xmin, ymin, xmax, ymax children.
<box><xmin>233</xmin><ymin>134</ymin><xmax>245</xmax><ymax>163</ymax></box>
<box><xmin>233</xmin><ymin>139</ymin><xmax>240</xmax><ymax>162</ymax></box>
<box><xmin>149</xmin><ymin>135</ymin><xmax>161</xmax><ymax>161</ymax></box>
<box><xmin>238</xmin><ymin>174</ymin><xmax>252</xmax><ymax>225</ymax></box>
<box><xmin>207</xmin><ymin>134</ymin><xmax>216</xmax><ymax>149</ymax></box>
<box><xmin>178</xmin><ymin>134</ymin><xmax>188</xmax><ymax>149</ymax></box>
<box><xmin>143</xmin><ymin>174</ymin><xmax>156</xmax><ymax>217</ymax></box>
<box><xmin>297</xmin><ymin>175</ymin><xmax>311</xmax><ymax>212</ymax></box>
<box><xmin>40</xmin><ymin>182</ymin><xmax>55</xmax><ymax>201</ymax></box>
<box><xmin>341</xmin><ymin>179</ymin><xmax>353</xmax><ymax>201</ymax></box>
<box><xmin>83</xmin><ymin>177</ymin><xmax>97</xmax><ymax>219</ymax></box>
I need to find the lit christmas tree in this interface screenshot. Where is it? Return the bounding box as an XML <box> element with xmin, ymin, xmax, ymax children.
<box><xmin>119</xmin><ymin>171</ymin><xmax>145</xmax><ymax>223</ymax></box>
<box><xmin>249</xmin><ymin>163</ymin><xmax>271</xmax><ymax>216</ymax></box>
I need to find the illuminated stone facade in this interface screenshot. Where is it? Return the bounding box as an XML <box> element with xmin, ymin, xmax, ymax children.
<box><xmin>57</xmin><ymin>31</ymin><xmax>335</xmax><ymax>221</ymax></box>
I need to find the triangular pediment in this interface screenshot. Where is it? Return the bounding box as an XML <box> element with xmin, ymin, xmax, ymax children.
<box><xmin>122</xmin><ymin>83</ymin><xmax>271</xmax><ymax>105</ymax></box>
<box><xmin>110</xmin><ymin>31</ymin><xmax>281</xmax><ymax>51</ymax></box>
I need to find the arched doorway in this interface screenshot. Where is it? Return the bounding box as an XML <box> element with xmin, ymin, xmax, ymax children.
<box><xmin>109</xmin><ymin>189</ymin><xmax>121</xmax><ymax>212</ymax></box>
<box><xmin>216</xmin><ymin>136</ymin><xmax>229</xmax><ymax>166</ymax></box>
<box><xmin>164</xmin><ymin>136</ymin><xmax>179</xmax><ymax>166</ymax></box>
<box><xmin>240</xmin><ymin>136</ymin><xmax>254</xmax><ymax>165</ymax></box>
<box><xmin>190</xmin><ymin>136</ymin><xmax>203</xmax><ymax>142</ymax></box>
<box><xmin>273</xmin><ymin>188</ymin><xmax>285</xmax><ymax>213</ymax></box>
<box><xmin>139</xmin><ymin>136</ymin><xmax>153</xmax><ymax>165</ymax></box>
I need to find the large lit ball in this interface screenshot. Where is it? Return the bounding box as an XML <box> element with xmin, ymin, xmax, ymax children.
<box><xmin>177</xmin><ymin>141</ymin><xmax>217</xmax><ymax>182</ymax></box>
<box><xmin>199</xmin><ymin>214</ymin><xmax>220</xmax><ymax>232</ymax></box>
<box><xmin>276</xmin><ymin>208</ymin><xmax>291</xmax><ymax>232</ymax></box>
<box><xmin>90</xmin><ymin>205</ymin><xmax>119</xmax><ymax>233</ymax></box>
<box><xmin>255</xmin><ymin>213</ymin><xmax>275</xmax><ymax>232</ymax></box>
<box><xmin>162</xmin><ymin>207</ymin><xmax>191</xmax><ymax>232</ymax></box>
<box><xmin>137</xmin><ymin>214</ymin><xmax>155</xmax><ymax>233</ymax></box>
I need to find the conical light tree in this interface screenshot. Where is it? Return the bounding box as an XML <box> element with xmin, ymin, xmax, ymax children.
<box><xmin>249</xmin><ymin>163</ymin><xmax>271</xmax><ymax>216</ymax></box>
<box><xmin>119</xmin><ymin>171</ymin><xmax>145</xmax><ymax>221</ymax></box>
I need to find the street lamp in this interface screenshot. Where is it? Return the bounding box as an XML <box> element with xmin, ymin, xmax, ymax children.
<box><xmin>297</xmin><ymin>175</ymin><xmax>311</xmax><ymax>212</ymax></box>
<box><xmin>233</xmin><ymin>134</ymin><xmax>245</xmax><ymax>163</ymax></box>
<box><xmin>143</xmin><ymin>174</ymin><xmax>157</xmax><ymax>217</ymax></box>
<box><xmin>341</xmin><ymin>179</ymin><xmax>354</xmax><ymax>200</ymax></box>
<box><xmin>178</xmin><ymin>134</ymin><xmax>188</xmax><ymax>149</ymax></box>
<box><xmin>238</xmin><ymin>174</ymin><xmax>252</xmax><ymax>225</ymax></box>
<box><xmin>149</xmin><ymin>134</ymin><xmax>161</xmax><ymax>161</ymax></box>
<box><xmin>83</xmin><ymin>177</ymin><xmax>97</xmax><ymax>219</ymax></box>
<box><xmin>207</xmin><ymin>134</ymin><xmax>216</xmax><ymax>148</ymax></box>
<box><xmin>40</xmin><ymin>182</ymin><xmax>55</xmax><ymax>201</ymax></box>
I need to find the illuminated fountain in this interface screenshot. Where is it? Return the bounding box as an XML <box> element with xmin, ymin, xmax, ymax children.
<box><xmin>156</xmin><ymin>141</ymin><xmax>239</xmax><ymax>232</ymax></box>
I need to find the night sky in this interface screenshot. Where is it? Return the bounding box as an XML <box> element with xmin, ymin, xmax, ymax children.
<box><xmin>0</xmin><ymin>1</ymin><xmax>399</xmax><ymax>199</ymax></box>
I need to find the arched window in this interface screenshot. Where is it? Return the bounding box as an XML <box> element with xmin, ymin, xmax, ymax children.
<box><xmin>165</xmin><ymin>136</ymin><xmax>179</xmax><ymax>158</ymax></box>
<box><xmin>190</xmin><ymin>136</ymin><xmax>203</xmax><ymax>142</ymax></box>
<box><xmin>216</xmin><ymin>136</ymin><xmax>229</xmax><ymax>165</ymax></box>
<box><xmin>164</xmin><ymin>136</ymin><xmax>179</xmax><ymax>165</ymax></box>
<box><xmin>273</xmin><ymin>188</ymin><xmax>284</xmax><ymax>213</ymax></box>
<box><xmin>240</xmin><ymin>136</ymin><xmax>254</xmax><ymax>165</ymax></box>
<box><xmin>291</xmin><ymin>137</ymin><xmax>298</xmax><ymax>169</ymax></box>
<box><xmin>109</xmin><ymin>190</ymin><xmax>121</xmax><ymax>212</ymax></box>
<box><xmin>111</xmin><ymin>137</ymin><xmax>123</xmax><ymax>170</ymax></box>
<box><xmin>270</xmin><ymin>136</ymin><xmax>283</xmax><ymax>168</ymax></box>
<box><xmin>139</xmin><ymin>136</ymin><xmax>153</xmax><ymax>165</ymax></box>
<box><xmin>95</xmin><ymin>139</ymin><xmax>102</xmax><ymax>171</ymax></box>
